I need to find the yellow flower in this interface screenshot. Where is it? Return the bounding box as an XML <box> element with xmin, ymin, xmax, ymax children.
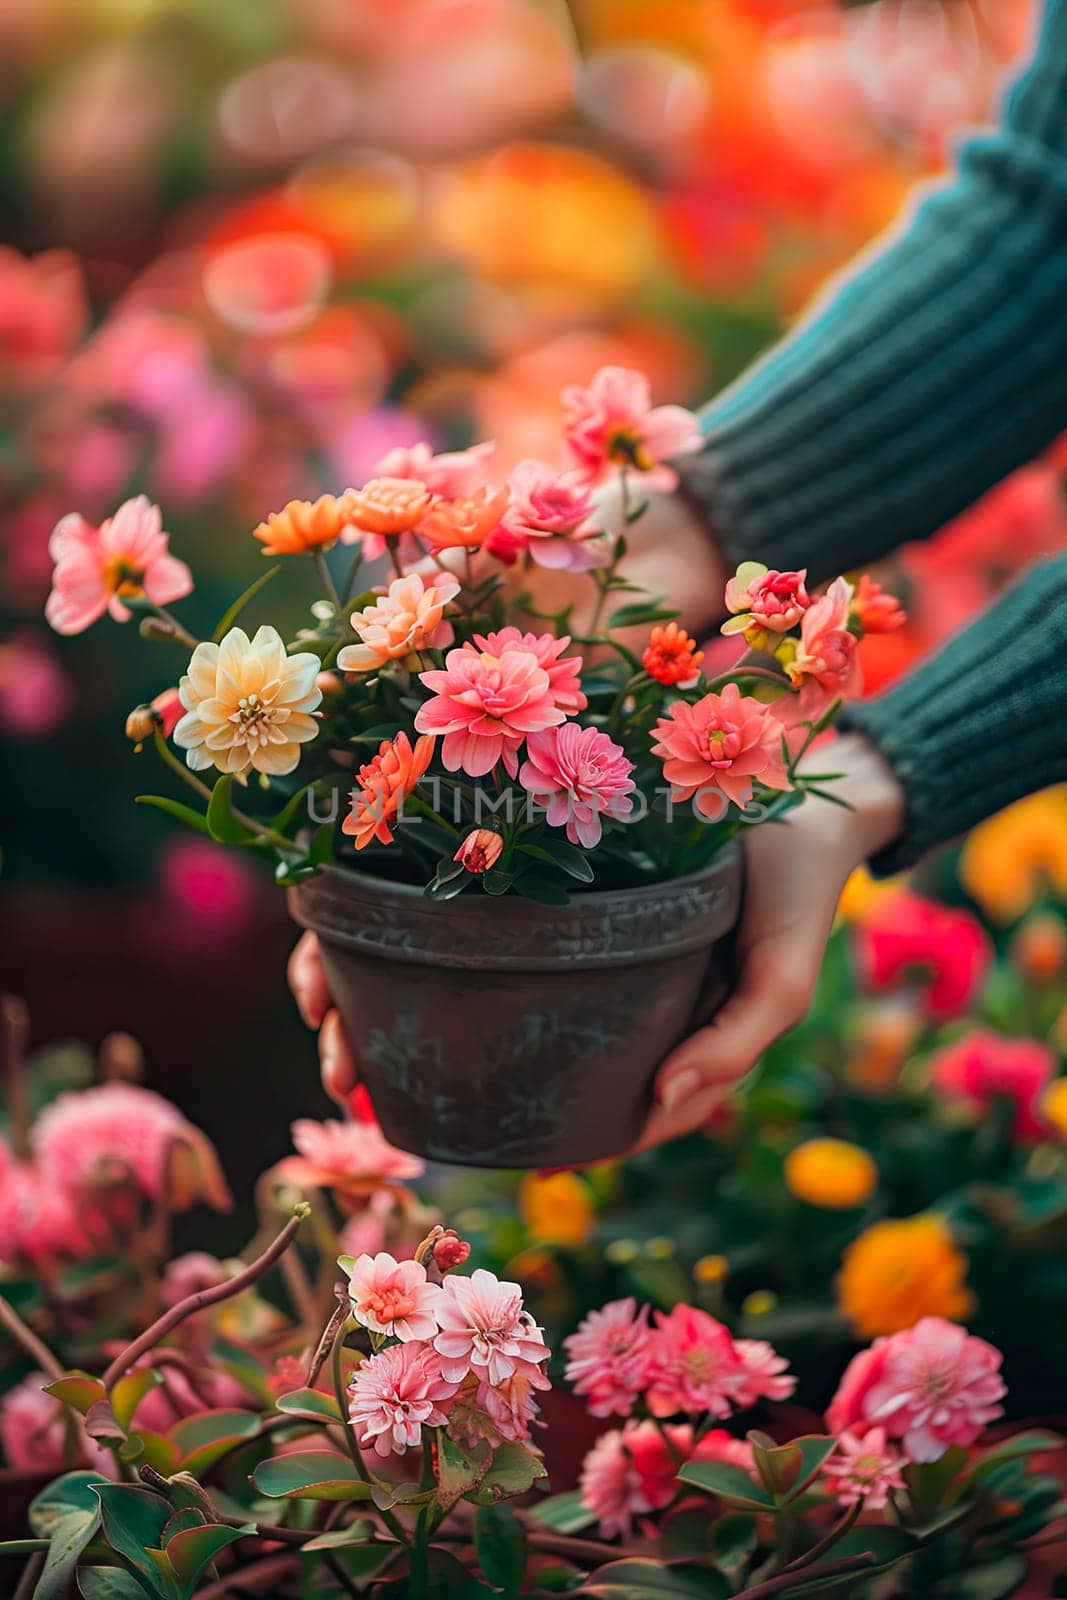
<box><xmin>784</xmin><ymin>1138</ymin><xmax>877</xmax><ymax>1210</ymax></box>
<box><xmin>1040</xmin><ymin>1078</ymin><xmax>1067</xmax><ymax>1139</ymax></box>
<box><xmin>174</xmin><ymin>625</ymin><xmax>322</xmax><ymax>781</ymax></box>
<box><xmin>836</xmin><ymin>1215</ymin><xmax>974</xmax><ymax>1339</ymax></box>
<box><xmin>836</xmin><ymin>865</ymin><xmax>900</xmax><ymax>924</ymax></box>
<box><xmin>518</xmin><ymin>1171</ymin><xmax>594</xmax><ymax>1249</ymax></box>
<box><xmin>959</xmin><ymin>787</ymin><xmax>1067</xmax><ymax>924</ymax></box>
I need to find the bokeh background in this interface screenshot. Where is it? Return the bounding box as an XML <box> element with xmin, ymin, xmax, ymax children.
<box><xmin>2</xmin><ymin>0</ymin><xmax>1066</xmax><ymax>1253</ymax></box>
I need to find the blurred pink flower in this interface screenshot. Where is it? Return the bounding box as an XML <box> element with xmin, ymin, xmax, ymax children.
<box><xmin>693</xmin><ymin>1428</ymin><xmax>757</xmax><ymax>1473</ymax></box>
<box><xmin>433</xmin><ymin>1268</ymin><xmax>549</xmax><ymax>1386</ymax></box>
<box><xmin>495</xmin><ymin>459</ymin><xmax>603</xmax><ymax>572</ymax></box>
<box><xmin>473</xmin><ymin>628</ymin><xmax>587</xmax><ymax>716</ymax></box>
<box><xmin>723</xmin><ymin>562</ymin><xmax>811</xmax><ymax>634</ymax></box>
<box><xmin>652</xmin><ymin>683</ymin><xmax>791</xmax><ymax>815</ymax></box>
<box><xmin>825</xmin><ymin>1426</ymin><xmax>906</xmax><ymax>1509</ymax></box>
<box><xmin>374</xmin><ymin>439</ymin><xmax>496</xmax><ymax>498</ymax></box>
<box><xmin>787</xmin><ymin>576</ymin><xmax>862</xmax><ymax>706</ymax></box>
<box><xmin>157</xmin><ymin>838</ymin><xmax>257</xmax><ymax>950</ymax></box>
<box><xmin>730</xmin><ymin>1339</ymin><xmax>797</xmax><ymax>1406</ymax></box>
<box><xmin>415</xmin><ymin>639</ymin><xmax>567</xmax><ymax>779</ymax></box>
<box><xmin>337</xmin><ymin>571</ymin><xmax>459</xmax><ymax>672</ymax></box>
<box><xmin>644</xmin><ymin>1304</ymin><xmax>746</xmax><ymax>1419</ymax></box>
<box><xmin>348</xmin><ymin>1343</ymin><xmax>457</xmax><ymax>1457</ymax></box>
<box><xmin>341</xmin><ymin>1250</ymin><xmax>442</xmax><ymax>1342</ymax></box>
<box><xmin>277</xmin><ymin>1118</ymin><xmax>424</xmax><ymax>1198</ymax></box>
<box><xmin>0</xmin><ymin>631</ymin><xmax>73</xmax><ymax>738</ymax></box>
<box><xmin>857</xmin><ymin>889</ymin><xmax>992</xmax><ymax>1021</ymax></box>
<box><xmin>520</xmin><ymin>724</ymin><xmax>635</xmax><ymax>848</ymax></box>
<box><xmin>0</xmin><ymin>1372</ymin><xmax>112</xmax><ymax>1475</ymax></box>
<box><xmin>563</xmin><ymin>1296</ymin><xmax>652</xmax><ymax>1419</ymax></box>
<box><xmin>579</xmin><ymin>1418</ymin><xmax>682</xmax><ymax>1539</ymax></box>
<box><xmin>927</xmin><ymin>1030</ymin><xmax>1055</xmax><ymax>1141</ymax></box>
<box><xmin>0</xmin><ymin>1142</ymin><xmax>98</xmax><ymax>1266</ymax></box>
<box><xmin>161</xmin><ymin>1251</ymin><xmax>228</xmax><ymax>1306</ymax></box>
<box><xmin>852</xmin><ymin>574</ymin><xmax>906</xmax><ymax>635</ymax></box>
<box><xmin>45</xmin><ymin>495</ymin><xmax>192</xmax><ymax>635</ymax></box>
<box><xmin>0</xmin><ymin>248</ymin><xmax>85</xmax><ymax>386</ymax></box>
<box><xmin>562</xmin><ymin>365</ymin><xmax>700</xmax><ymax>488</ymax></box>
<box><xmin>827</xmin><ymin>1317</ymin><xmax>1006</xmax><ymax>1463</ymax></box>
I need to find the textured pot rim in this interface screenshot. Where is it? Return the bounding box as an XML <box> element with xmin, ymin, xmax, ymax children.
<box><xmin>290</xmin><ymin>839</ymin><xmax>743</xmax><ymax>971</ymax></box>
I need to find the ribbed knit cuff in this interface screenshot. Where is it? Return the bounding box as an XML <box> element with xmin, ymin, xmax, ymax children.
<box><xmin>840</xmin><ymin>554</ymin><xmax>1067</xmax><ymax>874</ymax></box>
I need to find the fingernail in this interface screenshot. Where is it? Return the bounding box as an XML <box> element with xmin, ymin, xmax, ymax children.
<box><xmin>660</xmin><ymin>1067</ymin><xmax>701</xmax><ymax>1112</ymax></box>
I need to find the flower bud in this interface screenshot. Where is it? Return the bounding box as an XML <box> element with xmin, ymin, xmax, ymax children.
<box><xmin>125</xmin><ymin>705</ymin><xmax>157</xmax><ymax>748</ymax></box>
<box><xmin>454</xmin><ymin>828</ymin><xmax>503</xmax><ymax>875</ymax></box>
<box><xmin>126</xmin><ymin>687</ymin><xmax>182</xmax><ymax>750</ymax></box>
<box><xmin>433</xmin><ymin>1230</ymin><xmax>472</xmax><ymax>1271</ymax></box>
<box><xmin>1012</xmin><ymin>913</ymin><xmax>1066</xmax><ymax>983</ymax></box>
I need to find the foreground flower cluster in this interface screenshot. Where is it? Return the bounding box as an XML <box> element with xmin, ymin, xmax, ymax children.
<box><xmin>45</xmin><ymin>364</ymin><xmax>903</xmax><ymax>901</ymax></box>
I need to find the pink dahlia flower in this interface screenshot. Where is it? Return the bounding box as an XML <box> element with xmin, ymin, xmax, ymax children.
<box><xmin>45</xmin><ymin>495</ymin><xmax>192</xmax><ymax>635</ymax></box>
<box><xmin>473</xmin><ymin>628</ymin><xmax>587</xmax><ymax>716</ymax></box>
<box><xmin>824</xmin><ymin>1426</ymin><xmax>906</xmax><ymax>1510</ymax></box>
<box><xmin>562</xmin><ymin>365</ymin><xmax>701</xmax><ymax>488</ymax></box>
<box><xmin>563</xmin><ymin>1297</ymin><xmax>652</xmax><ymax>1419</ymax></box>
<box><xmin>433</xmin><ymin>1268</ymin><xmax>550</xmax><ymax>1386</ymax></box>
<box><xmin>927</xmin><ymin>1030</ymin><xmax>1054</xmax><ymax>1141</ymax></box>
<box><xmin>652</xmin><ymin>682</ymin><xmax>792</xmax><ymax>815</ymax></box>
<box><xmin>723</xmin><ymin>562</ymin><xmax>811</xmax><ymax>635</ymax></box>
<box><xmin>730</xmin><ymin>1339</ymin><xmax>797</xmax><ymax>1406</ymax></box>
<box><xmin>415</xmin><ymin>641</ymin><xmax>567</xmax><ymax>779</ymax></box>
<box><xmin>857</xmin><ymin>890</ymin><xmax>992</xmax><ymax>1022</ymax></box>
<box><xmin>644</xmin><ymin>1304</ymin><xmax>746</xmax><ymax>1420</ymax></box>
<box><xmin>373</xmin><ymin>439</ymin><xmax>495</xmax><ymax>498</ymax></box>
<box><xmin>786</xmin><ymin>576</ymin><xmax>862</xmax><ymax>710</ymax></box>
<box><xmin>33</xmin><ymin>1081</ymin><xmax>230</xmax><ymax>1213</ymax></box>
<box><xmin>495</xmin><ymin>460</ymin><xmax>603</xmax><ymax>572</ymax></box>
<box><xmin>276</xmin><ymin>1118</ymin><xmax>424</xmax><ymax>1198</ymax></box>
<box><xmin>341</xmin><ymin>1250</ymin><xmax>442</xmax><ymax>1342</ymax></box>
<box><xmin>347</xmin><ymin>1343</ymin><xmax>457</xmax><ymax>1457</ymax></box>
<box><xmin>827</xmin><ymin>1317</ymin><xmax>1006</xmax><ymax>1463</ymax></box>
<box><xmin>520</xmin><ymin>724</ymin><xmax>635</xmax><ymax>848</ymax></box>
<box><xmin>477</xmin><ymin>1359</ymin><xmax>552</xmax><ymax>1446</ymax></box>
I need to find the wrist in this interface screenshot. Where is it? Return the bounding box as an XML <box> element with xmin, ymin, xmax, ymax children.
<box><xmin>802</xmin><ymin>731</ymin><xmax>906</xmax><ymax>865</ymax></box>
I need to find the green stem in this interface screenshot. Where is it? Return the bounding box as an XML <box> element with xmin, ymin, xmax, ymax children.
<box><xmin>312</xmin><ymin>549</ymin><xmax>343</xmax><ymax>613</ymax></box>
<box><xmin>151</xmin><ymin>732</ymin><xmax>299</xmax><ymax>854</ymax></box>
<box><xmin>148</xmin><ymin>603</ymin><xmax>200</xmax><ymax>649</ymax></box>
<box><xmin>781</xmin><ymin>1499</ymin><xmax>861</xmax><ymax>1574</ymax></box>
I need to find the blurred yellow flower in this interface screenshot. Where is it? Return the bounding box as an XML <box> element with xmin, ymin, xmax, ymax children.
<box><xmin>837</xmin><ymin>1215</ymin><xmax>974</xmax><ymax>1339</ymax></box>
<box><xmin>693</xmin><ymin>1253</ymin><xmax>728</xmax><ymax>1285</ymax></box>
<box><xmin>1040</xmin><ymin>1078</ymin><xmax>1067</xmax><ymax>1139</ymax></box>
<box><xmin>518</xmin><ymin>1171</ymin><xmax>594</xmax><ymax>1249</ymax></box>
<box><xmin>784</xmin><ymin>1138</ymin><xmax>877</xmax><ymax>1210</ymax></box>
<box><xmin>836</xmin><ymin>865</ymin><xmax>899</xmax><ymax>924</ymax></box>
<box><xmin>959</xmin><ymin>787</ymin><xmax>1067</xmax><ymax>924</ymax></box>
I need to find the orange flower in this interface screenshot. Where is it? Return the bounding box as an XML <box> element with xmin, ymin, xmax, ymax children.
<box><xmin>419</xmin><ymin>487</ymin><xmax>510</xmax><ymax>551</ymax></box>
<box><xmin>519</xmin><ymin>1171</ymin><xmax>594</xmax><ymax>1249</ymax></box>
<box><xmin>959</xmin><ymin>787</ymin><xmax>1067</xmax><ymax>924</ymax></box>
<box><xmin>642</xmin><ymin>621</ymin><xmax>703</xmax><ymax>686</ymax></box>
<box><xmin>342</xmin><ymin>478</ymin><xmax>432</xmax><ymax>538</ymax></box>
<box><xmin>836</xmin><ymin>1215</ymin><xmax>974</xmax><ymax>1339</ymax></box>
<box><xmin>252</xmin><ymin>494</ymin><xmax>356</xmax><ymax>555</ymax></box>
<box><xmin>784</xmin><ymin>1138</ymin><xmax>877</xmax><ymax>1210</ymax></box>
<box><xmin>342</xmin><ymin>731</ymin><xmax>435</xmax><ymax>850</ymax></box>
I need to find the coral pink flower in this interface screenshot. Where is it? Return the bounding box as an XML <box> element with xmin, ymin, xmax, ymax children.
<box><xmin>926</xmin><ymin>1030</ymin><xmax>1055</xmax><ymax>1141</ymax></box>
<box><xmin>341</xmin><ymin>1251</ymin><xmax>442</xmax><ymax>1342</ymax></box>
<box><xmin>723</xmin><ymin>562</ymin><xmax>811</xmax><ymax>635</ymax></box>
<box><xmin>563</xmin><ymin>1297</ymin><xmax>652</xmax><ymax>1419</ymax></box>
<box><xmin>33</xmin><ymin>1082</ymin><xmax>230</xmax><ymax>1212</ymax></box>
<box><xmin>347</xmin><ymin>1343</ymin><xmax>457</xmax><ymax>1457</ymax></box>
<box><xmin>45</xmin><ymin>495</ymin><xmax>193</xmax><ymax>635</ymax></box>
<box><xmin>419</xmin><ymin>487</ymin><xmax>511</xmax><ymax>551</ymax></box>
<box><xmin>652</xmin><ymin>683</ymin><xmax>791</xmax><ymax>816</ymax></box>
<box><xmin>434</xmin><ymin>1268</ymin><xmax>549</xmax><ymax>1386</ymax></box>
<box><xmin>562</xmin><ymin>365</ymin><xmax>701</xmax><ymax>488</ymax></box>
<box><xmin>495</xmin><ymin>460</ymin><xmax>603</xmax><ymax>572</ymax></box>
<box><xmin>827</xmin><ymin>1318</ymin><xmax>1006</xmax><ymax>1463</ymax></box>
<box><xmin>415</xmin><ymin>642</ymin><xmax>567</xmax><ymax>779</ymax></box>
<box><xmin>276</xmin><ymin>1118</ymin><xmax>424</xmax><ymax>1198</ymax></box>
<box><xmin>644</xmin><ymin>1304</ymin><xmax>746</xmax><ymax>1419</ymax></box>
<box><xmin>730</xmin><ymin>1339</ymin><xmax>797</xmax><ymax>1406</ymax></box>
<box><xmin>374</xmin><ymin>440</ymin><xmax>495</xmax><ymax>498</ymax></box>
<box><xmin>433</xmin><ymin>1232</ymin><xmax>472</xmax><ymax>1271</ymax></box>
<box><xmin>852</xmin><ymin>575</ymin><xmax>906</xmax><ymax>634</ymax></box>
<box><xmin>520</xmin><ymin>724</ymin><xmax>635</xmax><ymax>848</ymax></box>
<box><xmin>337</xmin><ymin>571</ymin><xmax>460</xmax><ymax>673</ymax></box>
<box><xmin>454</xmin><ymin>828</ymin><xmax>504</xmax><ymax>875</ymax></box>
<box><xmin>342</xmin><ymin>731</ymin><xmax>436</xmax><ymax>849</ymax></box>
<box><xmin>824</xmin><ymin>1426</ymin><xmax>906</xmax><ymax>1509</ymax></box>
<box><xmin>786</xmin><ymin>576</ymin><xmax>862</xmax><ymax>708</ymax></box>
<box><xmin>857</xmin><ymin>890</ymin><xmax>992</xmax><ymax>1021</ymax></box>
<box><xmin>473</xmin><ymin>629</ymin><xmax>587</xmax><ymax>716</ymax></box>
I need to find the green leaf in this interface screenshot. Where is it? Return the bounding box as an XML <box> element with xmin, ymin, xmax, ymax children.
<box><xmin>252</xmin><ymin>1449</ymin><xmax>373</xmax><ymax>1502</ymax></box>
<box><xmin>607</xmin><ymin>602</ymin><xmax>678</xmax><ymax>630</ymax></box>
<box><xmin>78</xmin><ymin>1572</ymin><xmax>149</xmax><ymax>1600</ymax></box>
<box><xmin>213</xmin><ymin>565</ymin><xmax>280</xmax><ymax>642</ymax></box>
<box><xmin>165</xmin><ymin>1523</ymin><xmax>253</xmax><ymax>1596</ymax></box>
<box><xmin>514</xmin><ymin>872</ymin><xmax>571</xmax><ymax>906</ymax></box>
<box><xmin>91</xmin><ymin>1484</ymin><xmax>175</xmax><ymax>1594</ymax></box>
<box><xmin>435</xmin><ymin>1433</ymin><xmax>490</xmax><ymax>1511</ymax></box>
<box><xmin>481</xmin><ymin>869</ymin><xmax>515</xmax><ymax>897</ymax></box>
<box><xmin>134</xmin><ymin>796</ymin><xmax>211</xmax><ymax>837</ymax></box>
<box><xmin>29</xmin><ymin>1472</ymin><xmax>109</xmax><ymax>1536</ymax></box>
<box><xmin>370</xmin><ymin>1481</ymin><xmax>436</xmax><ymax>1512</ymax></box>
<box><xmin>517</xmin><ymin>838</ymin><xmax>594</xmax><ymax>883</ymax></box>
<box><xmin>782</xmin><ymin>1434</ymin><xmax>837</xmax><ymax>1500</ymax></box>
<box><xmin>475</xmin><ymin>1504</ymin><xmax>527</xmax><ymax>1594</ymax></box>
<box><xmin>34</xmin><ymin>1509</ymin><xmax>101</xmax><ymax>1600</ymax></box>
<box><xmin>206</xmin><ymin>777</ymin><xmax>259</xmax><ymax>845</ymax></box>
<box><xmin>676</xmin><ymin>1459</ymin><xmax>775</xmax><ymax>1512</ymax></box>
<box><xmin>43</xmin><ymin>1375</ymin><xmax>107</xmax><ymax>1417</ymax></box>
<box><xmin>528</xmin><ymin>1490</ymin><xmax>596</xmax><ymax>1535</ymax></box>
<box><xmin>111</xmin><ymin>1370</ymin><xmax>162</xmax><ymax>1433</ymax></box>
<box><xmin>576</xmin><ymin>1559</ymin><xmax>729</xmax><ymax>1598</ymax></box>
<box><xmin>274</xmin><ymin>1387</ymin><xmax>344</xmax><ymax>1424</ymax></box>
<box><xmin>904</xmin><ymin>1447</ymin><xmax>969</xmax><ymax>1519</ymax></box>
<box><xmin>169</xmin><ymin>1409</ymin><xmax>261</xmax><ymax>1476</ymax></box>
<box><xmin>470</xmin><ymin>1441</ymin><xmax>548</xmax><ymax>1503</ymax></box>
<box><xmin>964</xmin><ymin>1430</ymin><xmax>1063</xmax><ymax>1484</ymax></box>
<box><xmin>950</xmin><ymin>1557</ymin><xmax>1029</xmax><ymax>1600</ymax></box>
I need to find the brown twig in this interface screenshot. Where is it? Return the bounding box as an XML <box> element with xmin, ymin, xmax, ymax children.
<box><xmin>0</xmin><ymin>1290</ymin><xmax>64</xmax><ymax>1381</ymax></box>
<box><xmin>733</xmin><ymin>1551</ymin><xmax>876</xmax><ymax>1599</ymax></box>
<box><xmin>1</xmin><ymin>995</ymin><xmax>31</xmax><ymax>1160</ymax></box>
<box><xmin>192</xmin><ymin>1552</ymin><xmax>296</xmax><ymax>1599</ymax></box>
<box><xmin>780</xmin><ymin>1500</ymin><xmax>861</xmax><ymax>1573</ymax></box>
<box><xmin>13</xmin><ymin>1552</ymin><xmax>44</xmax><ymax>1600</ymax></box>
<box><xmin>101</xmin><ymin>1207</ymin><xmax>308</xmax><ymax>1391</ymax></box>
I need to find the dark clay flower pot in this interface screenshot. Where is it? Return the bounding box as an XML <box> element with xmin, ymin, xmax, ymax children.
<box><xmin>290</xmin><ymin>842</ymin><xmax>742</xmax><ymax>1169</ymax></box>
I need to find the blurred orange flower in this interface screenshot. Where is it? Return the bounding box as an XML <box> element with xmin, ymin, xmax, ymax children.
<box><xmin>252</xmin><ymin>493</ymin><xmax>356</xmax><ymax>555</ymax></box>
<box><xmin>959</xmin><ymin>788</ymin><xmax>1067</xmax><ymax>924</ymax></box>
<box><xmin>343</xmin><ymin>478</ymin><xmax>432</xmax><ymax>538</ymax></box>
<box><xmin>784</xmin><ymin>1138</ymin><xmax>877</xmax><ymax>1210</ymax></box>
<box><xmin>837</xmin><ymin>1215</ymin><xmax>974</xmax><ymax>1339</ymax></box>
<box><xmin>519</xmin><ymin>1171</ymin><xmax>595</xmax><ymax>1249</ymax></box>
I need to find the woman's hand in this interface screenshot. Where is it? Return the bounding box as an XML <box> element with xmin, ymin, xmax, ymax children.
<box><xmin>636</xmin><ymin>733</ymin><xmax>906</xmax><ymax>1150</ymax></box>
<box><xmin>287</xmin><ymin>931</ymin><xmax>359</xmax><ymax>1106</ymax></box>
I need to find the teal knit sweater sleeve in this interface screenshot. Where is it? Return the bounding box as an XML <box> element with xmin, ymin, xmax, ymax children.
<box><xmin>842</xmin><ymin>552</ymin><xmax>1067</xmax><ymax>872</ymax></box>
<box><xmin>676</xmin><ymin>0</ymin><xmax>1067</xmax><ymax>583</ymax></box>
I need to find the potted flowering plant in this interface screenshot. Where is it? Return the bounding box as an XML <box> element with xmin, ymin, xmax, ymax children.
<box><xmin>46</xmin><ymin>366</ymin><xmax>902</xmax><ymax>1166</ymax></box>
